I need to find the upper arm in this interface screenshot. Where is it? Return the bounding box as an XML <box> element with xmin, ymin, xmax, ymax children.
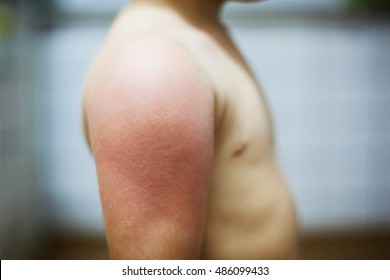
<box><xmin>84</xmin><ymin>37</ymin><xmax>214</xmax><ymax>259</ymax></box>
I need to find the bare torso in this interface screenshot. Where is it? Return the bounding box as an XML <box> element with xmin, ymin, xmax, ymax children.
<box><xmin>84</xmin><ymin>3</ymin><xmax>298</xmax><ymax>259</ymax></box>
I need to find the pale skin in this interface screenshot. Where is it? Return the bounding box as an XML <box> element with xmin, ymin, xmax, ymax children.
<box><xmin>83</xmin><ymin>0</ymin><xmax>298</xmax><ymax>259</ymax></box>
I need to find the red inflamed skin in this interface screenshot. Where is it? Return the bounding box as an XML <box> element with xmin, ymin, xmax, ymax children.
<box><xmin>84</xmin><ymin>36</ymin><xmax>215</xmax><ymax>259</ymax></box>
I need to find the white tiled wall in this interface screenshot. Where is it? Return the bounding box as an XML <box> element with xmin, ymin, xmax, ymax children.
<box><xmin>0</xmin><ymin>27</ymin><xmax>44</xmax><ymax>258</ymax></box>
<box><xmin>38</xmin><ymin>26</ymin><xmax>107</xmax><ymax>235</ymax></box>
<box><xmin>38</xmin><ymin>18</ymin><xmax>390</xmax><ymax>235</ymax></box>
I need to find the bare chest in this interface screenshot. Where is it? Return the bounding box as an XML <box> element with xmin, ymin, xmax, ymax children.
<box><xmin>196</xmin><ymin>39</ymin><xmax>274</xmax><ymax>161</ymax></box>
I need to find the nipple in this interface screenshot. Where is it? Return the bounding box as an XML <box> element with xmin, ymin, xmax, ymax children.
<box><xmin>232</xmin><ymin>142</ymin><xmax>247</xmax><ymax>157</ymax></box>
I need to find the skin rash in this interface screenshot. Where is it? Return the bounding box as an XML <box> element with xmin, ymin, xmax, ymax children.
<box><xmin>85</xmin><ymin>39</ymin><xmax>214</xmax><ymax>259</ymax></box>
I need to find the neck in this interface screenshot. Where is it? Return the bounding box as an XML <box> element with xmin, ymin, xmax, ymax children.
<box><xmin>131</xmin><ymin>0</ymin><xmax>225</xmax><ymax>26</ymax></box>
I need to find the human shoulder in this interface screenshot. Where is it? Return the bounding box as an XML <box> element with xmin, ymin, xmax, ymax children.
<box><xmin>85</xmin><ymin>33</ymin><xmax>212</xmax><ymax>105</ymax></box>
<box><xmin>84</xmin><ymin>33</ymin><xmax>215</xmax><ymax>154</ymax></box>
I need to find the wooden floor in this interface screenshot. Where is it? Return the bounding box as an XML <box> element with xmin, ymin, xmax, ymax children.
<box><xmin>40</xmin><ymin>231</ymin><xmax>390</xmax><ymax>260</ymax></box>
<box><xmin>300</xmin><ymin>232</ymin><xmax>390</xmax><ymax>260</ymax></box>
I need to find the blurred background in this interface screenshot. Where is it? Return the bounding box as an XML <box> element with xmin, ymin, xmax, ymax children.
<box><xmin>1</xmin><ymin>0</ymin><xmax>389</xmax><ymax>259</ymax></box>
